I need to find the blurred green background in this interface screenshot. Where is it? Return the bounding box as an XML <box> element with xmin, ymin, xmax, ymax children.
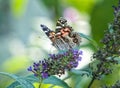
<box><xmin>0</xmin><ymin>0</ymin><xmax>119</xmax><ymax>88</ymax></box>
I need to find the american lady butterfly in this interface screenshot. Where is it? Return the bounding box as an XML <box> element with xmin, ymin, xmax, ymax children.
<box><xmin>40</xmin><ymin>17</ymin><xmax>81</xmax><ymax>50</ymax></box>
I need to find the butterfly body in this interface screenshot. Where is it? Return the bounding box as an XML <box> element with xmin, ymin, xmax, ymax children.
<box><xmin>41</xmin><ymin>17</ymin><xmax>81</xmax><ymax>50</ymax></box>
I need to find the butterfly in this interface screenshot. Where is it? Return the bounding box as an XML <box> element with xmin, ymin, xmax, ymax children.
<box><xmin>40</xmin><ymin>17</ymin><xmax>81</xmax><ymax>50</ymax></box>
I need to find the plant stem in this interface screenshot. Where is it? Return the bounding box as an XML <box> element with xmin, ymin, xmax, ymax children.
<box><xmin>88</xmin><ymin>62</ymin><xmax>103</xmax><ymax>88</ymax></box>
<box><xmin>39</xmin><ymin>78</ymin><xmax>43</xmax><ymax>88</ymax></box>
<box><xmin>88</xmin><ymin>77</ymin><xmax>95</xmax><ymax>88</ymax></box>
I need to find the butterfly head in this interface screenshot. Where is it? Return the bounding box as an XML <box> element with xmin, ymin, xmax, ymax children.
<box><xmin>58</xmin><ymin>17</ymin><xmax>67</xmax><ymax>24</ymax></box>
<box><xmin>56</xmin><ymin>17</ymin><xmax>68</xmax><ymax>33</ymax></box>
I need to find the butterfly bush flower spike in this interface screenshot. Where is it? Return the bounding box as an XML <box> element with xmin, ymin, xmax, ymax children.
<box><xmin>27</xmin><ymin>49</ymin><xmax>82</xmax><ymax>79</ymax></box>
<box><xmin>88</xmin><ymin>2</ymin><xmax>120</xmax><ymax>88</ymax></box>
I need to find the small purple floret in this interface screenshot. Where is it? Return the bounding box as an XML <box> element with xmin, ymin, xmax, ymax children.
<box><xmin>77</xmin><ymin>56</ymin><xmax>82</xmax><ymax>61</ymax></box>
<box><xmin>42</xmin><ymin>72</ymin><xmax>49</xmax><ymax>78</ymax></box>
<box><xmin>79</xmin><ymin>51</ymin><xmax>83</xmax><ymax>55</ymax></box>
<box><xmin>27</xmin><ymin>66</ymin><xmax>32</xmax><ymax>71</ymax></box>
<box><xmin>42</xmin><ymin>63</ymin><xmax>48</xmax><ymax>70</ymax></box>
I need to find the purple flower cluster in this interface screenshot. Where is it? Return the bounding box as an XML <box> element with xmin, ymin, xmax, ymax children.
<box><xmin>27</xmin><ymin>49</ymin><xmax>82</xmax><ymax>79</ymax></box>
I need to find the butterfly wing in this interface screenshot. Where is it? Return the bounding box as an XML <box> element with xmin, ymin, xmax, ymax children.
<box><xmin>69</xmin><ymin>32</ymin><xmax>81</xmax><ymax>47</ymax></box>
<box><xmin>40</xmin><ymin>17</ymin><xmax>81</xmax><ymax>51</ymax></box>
<box><xmin>40</xmin><ymin>24</ymin><xmax>66</xmax><ymax>50</ymax></box>
<box><xmin>40</xmin><ymin>24</ymin><xmax>56</xmax><ymax>42</ymax></box>
<box><xmin>55</xmin><ymin>17</ymin><xmax>81</xmax><ymax>49</ymax></box>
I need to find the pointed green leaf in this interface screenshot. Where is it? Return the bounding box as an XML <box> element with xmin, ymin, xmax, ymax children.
<box><xmin>15</xmin><ymin>85</ymin><xmax>23</xmax><ymax>88</ymax></box>
<box><xmin>71</xmin><ymin>69</ymin><xmax>92</xmax><ymax>76</ymax></box>
<box><xmin>79</xmin><ymin>33</ymin><xmax>99</xmax><ymax>50</ymax></box>
<box><xmin>7</xmin><ymin>75</ymin><xmax>39</xmax><ymax>88</ymax></box>
<box><xmin>0</xmin><ymin>72</ymin><xmax>34</xmax><ymax>88</ymax></box>
<box><xmin>7</xmin><ymin>81</ymin><xmax>20</xmax><ymax>88</ymax></box>
<box><xmin>25</xmin><ymin>75</ymin><xmax>39</xmax><ymax>83</ymax></box>
<box><xmin>43</xmin><ymin>76</ymin><xmax>70</xmax><ymax>88</ymax></box>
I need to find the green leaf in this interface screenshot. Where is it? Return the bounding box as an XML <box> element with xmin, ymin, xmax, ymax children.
<box><xmin>43</xmin><ymin>76</ymin><xmax>70</xmax><ymax>88</ymax></box>
<box><xmin>7</xmin><ymin>75</ymin><xmax>39</xmax><ymax>88</ymax></box>
<box><xmin>8</xmin><ymin>84</ymin><xmax>23</xmax><ymax>88</ymax></box>
<box><xmin>71</xmin><ymin>68</ymin><xmax>92</xmax><ymax>76</ymax></box>
<box><xmin>79</xmin><ymin>33</ymin><xmax>99</xmax><ymax>50</ymax></box>
<box><xmin>0</xmin><ymin>72</ymin><xmax>34</xmax><ymax>88</ymax></box>
<box><xmin>7</xmin><ymin>81</ymin><xmax>20</xmax><ymax>88</ymax></box>
<box><xmin>15</xmin><ymin>85</ymin><xmax>23</xmax><ymax>88</ymax></box>
<box><xmin>25</xmin><ymin>75</ymin><xmax>39</xmax><ymax>83</ymax></box>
